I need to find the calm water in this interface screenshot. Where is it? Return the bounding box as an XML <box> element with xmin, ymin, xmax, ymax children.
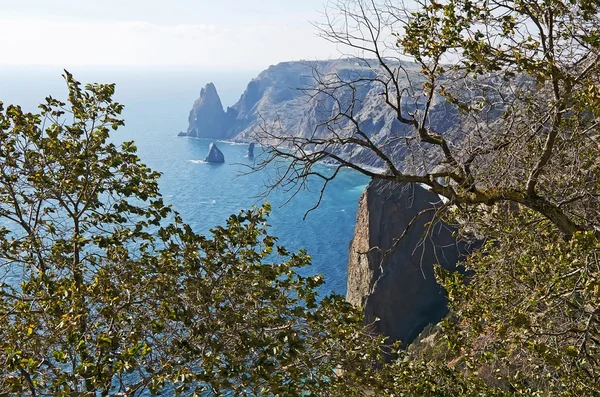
<box><xmin>0</xmin><ymin>68</ymin><xmax>369</xmax><ymax>295</ymax></box>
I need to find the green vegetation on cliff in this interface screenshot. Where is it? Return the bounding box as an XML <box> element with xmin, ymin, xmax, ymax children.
<box><xmin>258</xmin><ymin>0</ymin><xmax>600</xmax><ymax>394</ymax></box>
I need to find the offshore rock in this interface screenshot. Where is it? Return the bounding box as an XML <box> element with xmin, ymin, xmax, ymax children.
<box><xmin>247</xmin><ymin>142</ymin><xmax>255</xmax><ymax>158</ymax></box>
<box><xmin>185</xmin><ymin>83</ymin><xmax>229</xmax><ymax>139</ymax></box>
<box><xmin>204</xmin><ymin>143</ymin><xmax>225</xmax><ymax>163</ymax></box>
<box><xmin>347</xmin><ymin>180</ymin><xmax>467</xmax><ymax>348</ymax></box>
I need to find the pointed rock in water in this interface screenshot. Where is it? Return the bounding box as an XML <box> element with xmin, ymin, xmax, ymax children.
<box><xmin>205</xmin><ymin>142</ymin><xmax>225</xmax><ymax>163</ymax></box>
<box><xmin>247</xmin><ymin>142</ymin><xmax>255</xmax><ymax>158</ymax></box>
<box><xmin>186</xmin><ymin>83</ymin><xmax>229</xmax><ymax>139</ymax></box>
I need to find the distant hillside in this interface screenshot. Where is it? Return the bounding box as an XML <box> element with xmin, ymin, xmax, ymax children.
<box><xmin>180</xmin><ymin>58</ymin><xmax>466</xmax><ymax>166</ymax></box>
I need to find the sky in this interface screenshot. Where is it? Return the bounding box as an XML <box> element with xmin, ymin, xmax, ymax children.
<box><xmin>0</xmin><ymin>0</ymin><xmax>341</xmax><ymax>71</ymax></box>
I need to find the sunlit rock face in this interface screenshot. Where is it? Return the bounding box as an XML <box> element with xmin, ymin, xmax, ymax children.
<box><xmin>182</xmin><ymin>59</ymin><xmax>468</xmax><ymax>167</ymax></box>
<box><xmin>184</xmin><ymin>83</ymin><xmax>229</xmax><ymax>139</ymax></box>
<box><xmin>347</xmin><ymin>180</ymin><xmax>468</xmax><ymax>348</ymax></box>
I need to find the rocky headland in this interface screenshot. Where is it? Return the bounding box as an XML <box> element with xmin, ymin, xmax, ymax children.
<box><xmin>181</xmin><ymin>59</ymin><xmax>472</xmax><ymax>346</ymax></box>
<box><xmin>179</xmin><ymin>59</ymin><xmax>466</xmax><ymax>167</ymax></box>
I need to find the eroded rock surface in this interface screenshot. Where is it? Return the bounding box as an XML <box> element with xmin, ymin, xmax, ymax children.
<box><xmin>347</xmin><ymin>180</ymin><xmax>467</xmax><ymax>347</ymax></box>
<box><xmin>182</xmin><ymin>60</ymin><xmax>467</xmax><ymax>167</ymax></box>
<box><xmin>204</xmin><ymin>142</ymin><xmax>225</xmax><ymax>163</ymax></box>
<box><xmin>183</xmin><ymin>83</ymin><xmax>229</xmax><ymax>139</ymax></box>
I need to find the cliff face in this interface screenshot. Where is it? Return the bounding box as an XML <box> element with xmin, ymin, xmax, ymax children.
<box><xmin>347</xmin><ymin>180</ymin><xmax>467</xmax><ymax>347</ymax></box>
<box><xmin>184</xmin><ymin>83</ymin><xmax>230</xmax><ymax>139</ymax></box>
<box><xmin>183</xmin><ymin>60</ymin><xmax>463</xmax><ymax>166</ymax></box>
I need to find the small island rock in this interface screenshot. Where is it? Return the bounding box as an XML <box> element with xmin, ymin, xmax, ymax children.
<box><xmin>205</xmin><ymin>142</ymin><xmax>225</xmax><ymax>163</ymax></box>
<box><xmin>247</xmin><ymin>142</ymin><xmax>255</xmax><ymax>158</ymax></box>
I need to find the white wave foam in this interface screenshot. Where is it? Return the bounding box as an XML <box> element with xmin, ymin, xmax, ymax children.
<box><xmin>217</xmin><ymin>140</ymin><xmax>248</xmax><ymax>146</ymax></box>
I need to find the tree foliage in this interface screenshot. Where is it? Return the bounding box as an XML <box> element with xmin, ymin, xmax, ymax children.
<box><xmin>257</xmin><ymin>0</ymin><xmax>600</xmax><ymax>236</ymax></box>
<box><xmin>254</xmin><ymin>0</ymin><xmax>600</xmax><ymax>394</ymax></box>
<box><xmin>438</xmin><ymin>213</ymin><xmax>600</xmax><ymax>394</ymax></box>
<box><xmin>0</xmin><ymin>72</ymin><xmax>386</xmax><ymax>396</ymax></box>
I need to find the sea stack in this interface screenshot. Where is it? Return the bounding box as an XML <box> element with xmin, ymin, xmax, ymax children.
<box><xmin>247</xmin><ymin>142</ymin><xmax>255</xmax><ymax>158</ymax></box>
<box><xmin>183</xmin><ymin>83</ymin><xmax>229</xmax><ymax>139</ymax></box>
<box><xmin>205</xmin><ymin>142</ymin><xmax>225</xmax><ymax>163</ymax></box>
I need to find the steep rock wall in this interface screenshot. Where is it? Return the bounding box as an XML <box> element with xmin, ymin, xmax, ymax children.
<box><xmin>182</xmin><ymin>59</ymin><xmax>463</xmax><ymax>166</ymax></box>
<box><xmin>347</xmin><ymin>180</ymin><xmax>467</xmax><ymax>347</ymax></box>
<box><xmin>183</xmin><ymin>83</ymin><xmax>230</xmax><ymax>139</ymax></box>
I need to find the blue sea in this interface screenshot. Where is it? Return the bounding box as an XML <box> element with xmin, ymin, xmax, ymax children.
<box><xmin>0</xmin><ymin>67</ymin><xmax>369</xmax><ymax>295</ymax></box>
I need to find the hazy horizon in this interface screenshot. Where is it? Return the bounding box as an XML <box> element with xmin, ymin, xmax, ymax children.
<box><xmin>0</xmin><ymin>0</ymin><xmax>343</xmax><ymax>70</ymax></box>
<box><xmin>0</xmin><ymin>67</ymin><xmax>259</xmax><ymax>122</ymax></box>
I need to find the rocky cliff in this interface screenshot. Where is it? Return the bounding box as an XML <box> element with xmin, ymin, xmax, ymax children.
<box><xmin>182</xmin><ymin>60</ymin><xmax>472</xmax><ymax>346</ymax></box>
<box><xmin>181</xmin><ymin>59</ymin><xmax>463</xmax><ymax>166</ymax></box>
<box><xmin>181</xmin><ymin>83</ymin><xmax>230</xmax><ymax>139</ymax></box>
<box><xmin>347</xmin><ymin>179</ymin><xmax>468</xmax><ymax>347</ymax></box>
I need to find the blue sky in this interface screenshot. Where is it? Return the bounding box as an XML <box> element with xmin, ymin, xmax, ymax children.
<box><xmin>0</xmin><ymin>0</ymin><xmax>340</xmax><ymax>70</ymax></box>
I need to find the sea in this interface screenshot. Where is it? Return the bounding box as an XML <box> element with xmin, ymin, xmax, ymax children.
<box><xmin>0</xmin><ymin>67</ymin><xmax>370</xmax><ymax>296</ymax></box>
